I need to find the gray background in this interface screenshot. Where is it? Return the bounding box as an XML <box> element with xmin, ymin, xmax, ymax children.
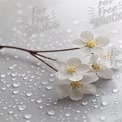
<box><xmin>0</xmin><ymin>0</ymin><xmax>122</xmax><ymax>122</ymax></box>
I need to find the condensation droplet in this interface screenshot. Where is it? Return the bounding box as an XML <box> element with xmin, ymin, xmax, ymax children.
<box><xmin>81</xmin><ymin>101</ymin><xmax>88</xmax><ymax>106</ymax></box>
<box><xmin>12</xmin><ymin>82</ymin><xmax>20</xmax><ymax>88</ymax></box>
<box><xmin>24</xmin><ymin>114</ymin><xmax>32</xmax><ymax>119</ymax></box>
<box><xmin>112</xmin><ymin>89</ymin><xmax>119</xmax><ymax>93</ymax></box>
<box><xmin>102</xmin><ymin>102</ymin><xmax>109</xmax><ymax>106</ymax></box>
<box><xmin>47</xmin><ymin>110</ymin><xmax>55</xmax><ymax>116</ymax></box>
<box><xmin>46</xmin><ymin>86</ymin><xmax>52</xmax><ymax>90</ymax></box>
<box><xmin>18</xmin><ymin>105</ymin><xmax>27</xmax><ymax>111</ymax></box>
<box><xmin>65</xmin><ymin>113</ymin><xmax>70</xmax><ymax>117</ymax></box>
<box><xmin>100</xmin><ymin>116</ymin><xmax>106</xmax><ymax>121</ymax></box>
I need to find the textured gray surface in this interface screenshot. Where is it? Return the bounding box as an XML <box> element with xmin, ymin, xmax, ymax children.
<box><xmin>0</xmin><ymin>0</ymin><xmax>122</xmax><ymax>122</ymax></box>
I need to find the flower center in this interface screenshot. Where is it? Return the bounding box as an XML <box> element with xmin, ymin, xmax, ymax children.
<box><xmin>104</xmin><ymin>52</ymin><xmax>110</xmax><ymax>59</ymax></box>
<box><xmin>70</xmin><ymin>81</ymin><xmax>83</xmax><ymax>89</ymax></box>
<box><xmin>92</xmin><ymin>64</ymin><xmax>101</xmax><ymax>72</ymax></box>
<box><xmin>67</xmin><ymin>66</ymin><xmax>76</xmax><ymax>73</ymax></box>
<box><xmin>86</xmin><ymin>41</ymin><xmax>96</xmax><ymax>48</ymax></box>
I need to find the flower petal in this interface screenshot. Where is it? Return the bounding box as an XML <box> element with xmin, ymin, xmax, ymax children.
<box><xmin>57</xmin><ymin>84</ymin><xmax>70</xmax><ymax>99</ymax></box>
<box><xmin>81</xmin><ymin>72</ymin><xmax>99</xmax><ymax>84</ymax></box>
<box><xmin>55</xmin><ymin>70</ymin><xmax>69</xmax><ymax>80</ymax></box>
<box><xmin>76</xmin><ymin>64</ymin><xmax>90</xmax><ymax>73</ymax></box>
<box><xmin>82</xmin><ymin>84</ymin><xmax>96</xmax><ymax>94</ymax></box>
<box><xmin>80</xmin><ymin>31</ymin><xmax>94</xmax><ymax>41</ymax></box>
<box><xmin>54</xmin><ymin>61</ymin><xmax>66</xmax><ymax>70</ymax></box>
<box><xmin>69</xmin><ymin>72</ymin><xmax>83</xmax><ymax>81</ymax></box>
<box><xmin>69</xmin><ymin>88</ymin><xmax>83</xmax><ymax>101</ymax></box>
<box><xmin>66</xmin><ymin>57</ymin><xmax>81</xmax><ymax>66</ymax></box>
<box><xmin>95</xmin><ymin>36</ymin><xmax>109</xmax><ymax>47</ymax></box>
<box><xmin>89</xmin><ymin>54</ymin><xmax>99</xmax><ymax>64</ymax></box>
<box><xmin>97</xmin><ymin>66</ymin><xmax>113</xmax><ymax>79</ymax></box>
<box><xmin>58</xmin><ymin>79</ymin><xmax>71</xmax><ymax>85</ymax></box>
<box><xmin>72</xmin><ymin>39</ymin><xmax>86</xmax><ymax>47</ymax></box>
<box><xmin>92</xmin><ymin>47</ymin><xmax>104</xmax><ymax>55</ymax></box>
<box><xmin>79</xmin><ymin>47</ymin><xmax>92</xmax><ymax>55</ymax></box>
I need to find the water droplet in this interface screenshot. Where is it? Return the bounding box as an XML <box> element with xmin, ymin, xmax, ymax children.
<box><xmin>112</xmin><ymin>89</ymin><xmax>119</xmax><ymax>93</ymax></box>
<box><xmin>1</xmin><ymin>74</ymin><xmax>6</xmax><ymax>78</ymax></box>
<box><xmin>26</xmin><ymin>92</ymin><xmax>32</xmax><ymax>97</ymax></box>
<box><xmin>65</xmin><ymin>113</ymin><xmax>70</xmax><ymax>117</ymax></box>
<box><xmin>46</xmin><ymin>86</ymin><xmax>52</xmax><ymax>90</ymax></box>
<box><xmin>36</xmin><ymin>99</ymin><xmax>42</xmax><ymax>103</ymax></box>
<box><xmin>81</xmin><ymin>101</ymin><xmax>88</xmax><ymax>106</ymax></box>
<box><xmin>12</xmin><ymin>90</ymin><xmax>19</xmax><ymax>94</ymax></box>
<box><xmin>47</xmin><ymin>110</ymin><xmax>55</xmax><ymax>116</ymax></box>
<box><xmin>24</xmin><ymin>114</ymin><xmax>32</xmax><ymax>119</ymax></box>
<box><xmin>18</xmin><ymin>105</ymin><xmax>27</xmax><ymax>111</ymax></box>
<box><xmin>100</xmin><ymin>116</ymin><xmax>106</xmax><ymax>121</ymax></box>
<box><xmin>102</xmin><ymin>102</ymin><xmax>109</xmax><ymax>106</ymax></box>
<box><xmin>38</xmin><ymin>106</ymin><xmax>43</xmax><ymax>109</ymax></box>
<box><xmin>12</xmin><ymin>82</ymin><xmax>20</xmax><ymax>88</ymax></box>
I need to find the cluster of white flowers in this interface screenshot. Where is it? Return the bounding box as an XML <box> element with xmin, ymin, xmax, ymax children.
<box><xmin>54</xmin><ymin>31</ymin><xmax>116</xmax><ymax>101</ymax></box>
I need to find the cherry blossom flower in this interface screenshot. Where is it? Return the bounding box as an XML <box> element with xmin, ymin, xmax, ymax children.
<box><xmin>54</xmin><ymin>57</ymin><xmax>90</xmax><ymax>81</ymax></box>
<box><xmin>89</xmin><ymin>54</ymin><xmax>114</xmax><ymax>79</ymax></box>
<box><xmin>57</xmin><ymin>72</ymin><xmax>98</xmax><ymax>101</ymax></box>
<box><xmin>100</xmin><ymin>47</ymin><xmax>120</xmax><ymax>69</ymax></box>
<box><xmin>72</xmin><ymin>31</ymin><xmax>110</xmax><ymax>55</ymax></box>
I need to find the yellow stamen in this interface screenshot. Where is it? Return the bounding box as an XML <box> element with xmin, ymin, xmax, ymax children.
<box><xmin>104</xmin><ymin>52</ymin><xmax>110</xmax><ymax>59</ymax></box>
<box><xmin>70</xmin><ymin>81</ymin><xmax>83</xmax><ymax>89</ymax></box>
<box><xmin>86</xmin><ymin>41</ymin><xmax>96</xmax><ymax>48</ymax></box>
<box><xmin>67</xmin><ymin>67</ymin><xmax>76</xmax><ymax>73</ymax></box>
<box><xmin>92</xmin><ymin>64</ymin><xmax>101</xmax><ymax>72</ymax></box>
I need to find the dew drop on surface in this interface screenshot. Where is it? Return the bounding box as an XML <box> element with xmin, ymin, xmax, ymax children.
<box><xmin>100</xmin><ymin>116</ymin><xmax>106</xmax><ymax>121</ymax></box>
<box><xmin>18</xmin><ymin>105</ymin><xmax>27</xmax><ymax>111</ymax></box>
<box><xmin>46</xmin><ymin>86</ymin><xmax>52</xmax><ymax>90</ymax></box>
<box><xmin>12</xmin><ymin>82</ymin><xmax>20</xmax><ymax>88</ymax></box>
<box><xmin>112</xmin><ymin>89</ymin><xmax>119</xmax><ymax>93</ymax></box>
<box><xmin>47</xmin><ymin>110</ymin><xmax>55</xmax><ymax>116</ymax></box>
<box><xmin>102</xmin><ymin>102</ymin><xmax>109</xmax><ymax>106</ymax></box>
<box><xmin>36</xmin><ymin>99</ymin><xmax>42</xmax><ymax>103</ymax></box>
<box><xmin>76</xmin><ymin>110</ymin><xmax>81</xmax><ymax>114</ymax></box>
<box><xmin>26</xmin><ymin>92</ymin><xmax>32</xmax><ymax>97</ymax></box>
<box><xmin>12</xmin><ymin>90</ymin><xmax>19</xmax><ymax>94</ymax></box>
<box><xmin>38</xmin><ymin>106</ymin><xmax>43</xmax><ymax>109</ymax></box>
<box><xmin>24</xmin><ymin>114</ymin><xmax>32</xmax><ymax>119</ymax></box>
<box><xmin>65</xmin><ymin>113</ymin><xmax>70</xmax><ymax>117</ymax></box>
<box><xmin>1</xmin><ymin>74</ymin><xmax>6</xmax><ymax>78</ymax></box>
<box><xmin>81</xmin><ymin>101</ymin><xmax>88</xmax><ymax>106</ymax></box>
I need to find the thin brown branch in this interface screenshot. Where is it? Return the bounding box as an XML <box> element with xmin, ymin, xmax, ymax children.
<box><xmin>30</xmin><ymin>53</ymin><xmax>57</xmax><ymax>72</ymax></box>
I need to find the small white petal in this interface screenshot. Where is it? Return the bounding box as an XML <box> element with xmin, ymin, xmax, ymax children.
<box><xmin>76</xmin><ymin>64</ymin><xmax>90</xmax><ymax>73</ymax></box>
<box><xmin>69</xmin><ymin>72</ymin><xmax>83</xmax><ymax>81</ymax></box>
<box><xmin>92</xmin><ymin>47</ymin><xmax>104</xmax><ymax>55</ymax></box>
<box><xmin>89</xmin><ymin>54</ymin><xmax>99</xmax><ymax>64</ymax></box>
<box><xmin>66</xmin><ymin>57</ymin><xmax>81</xmax><ymax>66</ymax></box>
<box><xmin>58</xmin><ymin>79</ymin><xmax>71</xmax><ymax>85</ymax></box>
<box><xmin>80</xmin><ymin>31</ymin><xmax>94</xmax><ymax>41</ymax></box>
<box><xmin>97</xmin><ymin>66</ymin><xmax>113</xmax><ymax>79</ymax></box>
<box><xmin>81</xmin><ymin>72</ymin><xmax>99</xmax><ymax>84</ymax></box>
<box><xmin>57</xmin><ymin>84</ymin><xmax>69</xmax><ymax>98</ymax></box>
<box><xmin>82</xmin><ymin>84</ymin><xmax>96</xmax><ymax>94</ymax></box>
<box><xmin>95</xmin><ymin>36</ymin><xmax>109</xmax><ymax>47</ymax></box>
<box><xmin>72</xmin><ymin>39</ymin><xmax>86</xmax><ymax>47</ymax></box>
<box><xmin>54</xmin><ymin>61</ymin><xmax>66</xmax><ymax>70</ymax></box>
<box><xmin>55</xmin><ymin>70</ymin><xmax>69</xmax><ymax>80</ymax></box>
<box><xmin>79</xmin><ymin>47</ymin><xmax>92</xmax><ymax>55</ymax></box>
<box><xmin>69</xmin><ymin>88</ymin><xmax>83</xmax><ymax>101</ymax></box>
